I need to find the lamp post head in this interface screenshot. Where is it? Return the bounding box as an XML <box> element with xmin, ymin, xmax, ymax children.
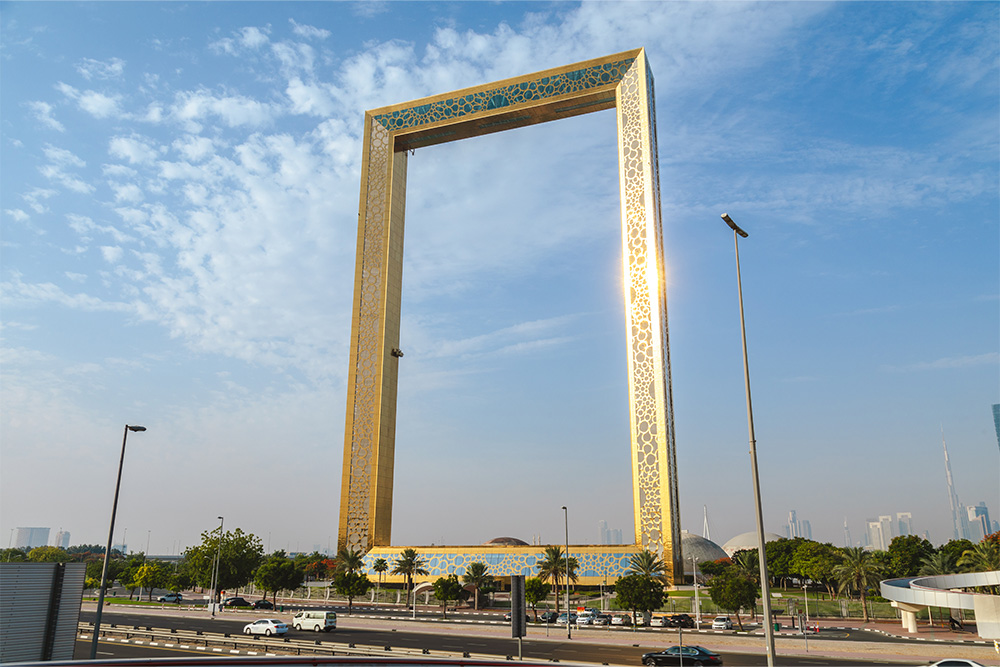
<box><xmin>720</xmin><ymin>213</ymin><xmax>749</xmax><ymax>238</ymax></box>
<box><xmin>127</xmin><ymin>425</ymin><xmax>147</xmax><ymax>432</ymax></box>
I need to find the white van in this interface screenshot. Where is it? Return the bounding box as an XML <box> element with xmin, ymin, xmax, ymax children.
<box><xmin>292</xmin><ymin>610</ymin><xmax>337</xmax><ymax>632</ymax></box>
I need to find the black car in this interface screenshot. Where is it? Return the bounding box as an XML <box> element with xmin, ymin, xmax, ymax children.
<box><xmin>220</xmin><ymin>597</ymin><xmax>251</xmax><ymax>608</ymax></box>
<box><xmin>503</xmin><ymin>611</ymin><xmax>531</xmax><ymax>622</ymax></box>
<box><xmin>538</xmin><ymin>611</ymin><xmax>558</xmax><ymax>623</ymax></box>
<box><xmin>666</xmin><ymin>613</ymin><xmax>695</xmax><ymax>628</ymax></box>
<box><xmin>253</xmin><ymin>599</ymin><xmax>274</xmax><ymax>610</ymax></box>
<box><xmin>641</xmin><ymin>645</ymin><xmax>722</xmax><ymax>666</ymax></box>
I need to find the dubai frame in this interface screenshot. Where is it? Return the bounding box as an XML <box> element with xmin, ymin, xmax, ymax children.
<box><xmin>339</xmin><ymin>48</ymin><xmax>682</xmax><ymax>585</ymax></box>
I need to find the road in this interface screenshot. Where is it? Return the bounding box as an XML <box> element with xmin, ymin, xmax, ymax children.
<box><xmin>78</xmin><ymin>608</ymin><xmax>920</xmax><ymax>665</ymax></box>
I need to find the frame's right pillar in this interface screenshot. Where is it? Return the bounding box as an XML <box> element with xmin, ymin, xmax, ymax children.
<box><xmin>617</xmin><ymin>51</ymin><xmax>683</xmax><ymax>585</ymax></box>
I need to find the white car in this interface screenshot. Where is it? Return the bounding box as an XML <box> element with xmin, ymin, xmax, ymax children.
<box><xmin>243</xmin><ymin>618</ymin><xmax>288</xmax><ymax>636</ymax></box>
<box><xmin>711</xmin><ymin>616</ymin><xmax>733</xmax><ymax>630</ymax></box>
<box><xmin>157</xmin><ymin>592</ymin><xmax>183</xmax><ymax>603</ymax></box>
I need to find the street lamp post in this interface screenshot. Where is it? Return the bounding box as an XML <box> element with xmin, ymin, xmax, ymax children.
<box><xmin>692</xmin><ymin>555</ymin><xmax>701</xmax><ymax>627</ymax></box>
<box><xmin>720</xmin><ymin>213</ymin><xmax>776</xmax><ymax>666</ymax></box>
<box><xmin>561</xmin><ymin>506</ymin><xmax>571</xmax><ymax>640</ymax></box>
<box><xmin>209</xmin><ymin>516</ymin><xmax>224</xmax><ymax>616</ymax></box>
<box><xmin>90</xmin><ymin>424</ymin><xmax>146</xmax><ymax>659</ymax></box>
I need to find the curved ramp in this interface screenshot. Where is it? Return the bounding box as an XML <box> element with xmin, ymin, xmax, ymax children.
<box><xmin>880</xmin><ymin>570</ymin><xmax>1000</xmax><ymax>639</ymax></box>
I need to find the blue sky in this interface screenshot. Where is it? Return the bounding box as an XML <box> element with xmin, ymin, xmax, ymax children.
<box><xmin>1</xmin><ymin>1</ymin><xmax>997</xmax><ymax>556</ymax></box>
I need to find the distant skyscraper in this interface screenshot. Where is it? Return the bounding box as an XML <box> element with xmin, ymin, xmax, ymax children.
<box><xmin>896</xmin><ymin>512</ymin><xmax>913</xmax><ymax>537</ymax></box>
<box><xmin>879</xmin><ymin>514</ymin><xmax>895</xmax><ymax>547</ymax></box>
<box><xmin>843</xmin><ymin>517</ymin><xmax>851</xmax><ymax>547</ymax></box>
<box><xmin>942</xmin><ymin>431</ymin><xmax>966</xmax><ymax>540</ymax></box>
<box><xmin>703</xmin><ymin>505</ymin><xmax>712</xmax><ymax>541</ymax></box>
<box><xmin>966</xmin><ymin>502</ymin><xmax>992</xmax><ymax>542</ymax></box>
<box><xmin>54</xmin><ymin>530</ymin><xmax>70</xmax><ymax>549</ymax></box>
<box><xmin>786</xmin><ymin>510</ymin><xmax>800</xmax><ymax>539</ymax></box>
<box><xmin>15</xmin><ymin>527</ymin><xmax>50</xmax><ymax>549</ymax></box>
<box><xmin>598</xmin><ymin>521</ymin><xmax>622</xmax><ymax>545</ymax></box>
<box><xmin>866</xmin><ymin>518</ymin><xmax>884</xmax><ymax>550</ymax></box>
<box><xmin>992</xmin><ymin>404</ymin><xmax>1000</xmax><ymax>451</ymax></box>
<box><xmin>801</xmin><ymin>520</ymin><xmax>812</xmax><ymax>540</ymax></box>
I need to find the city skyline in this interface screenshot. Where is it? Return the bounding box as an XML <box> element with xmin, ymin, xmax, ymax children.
<box><xmin>1</xmin><ymin>2</ymin><xmax>997</xmax><ymax>554</ymax></box>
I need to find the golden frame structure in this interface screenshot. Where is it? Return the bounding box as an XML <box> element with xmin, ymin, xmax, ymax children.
<box><xmin>339</xmin><ymin>48</ymin><xmax>682</xmax><ymax>584</ymax></box>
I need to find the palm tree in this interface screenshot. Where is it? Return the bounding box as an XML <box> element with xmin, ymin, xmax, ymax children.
<box><xmin>335</xmin><ymin>547</ymin><xmax>364</xmax><ymax>575</ymax></box>
<box><xmin>372</xmin><ymin>557</ymin><xmax>388</xmax><ymax>603</ymax></box>
<box><xmin>957</xmin><ymin>541</ymin><xmax>1000</xmax><ymax>573</ymax></box>
<box><xmin>832</xmin><ymin>547</ymin><xmax>882</xmax><ymax>623</ymax></box>
<box><xmin>391</xmin><ymin>548</ymin><xmax>428</xmax><ymax>609</ymax></box>
<box><xmin>919</xmin><ymin>551</ymin><xmax>956</xmax><ymax>577</ymax></box>
<box><xmin>628</xmin><ymin>549</ymin><xmax>669</xmax><ymax>585</ymax></box>
<box><xmin>535</xmin><ymin>546</ymin><xmax>578</xmax><ymax>615</ymax></box>
<box><xmin>732</xmin><ymin>550</ymin><xmax>760</xmax><ymax>583</ymax></box>
<box><xmin>462</xmin><ymin>562</ymin><xmax>493</xmax><ymax>610</ymax></box>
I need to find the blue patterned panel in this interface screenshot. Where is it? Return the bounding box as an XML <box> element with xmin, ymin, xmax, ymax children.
<box><xmin>362</xmin><ymin>547</ymin><xmax>637</xmax><ymax>580</ymax></box>
<box><xmin>373</xmin><ymin>59</ymin><xmax>634</xmax><ymax>132</ymax></box>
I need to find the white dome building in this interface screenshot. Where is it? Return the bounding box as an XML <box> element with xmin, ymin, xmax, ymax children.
<box><xmin>721</xmin><ymin>531</ymin><xmax>784</xmax><ymax>556</ymax></box>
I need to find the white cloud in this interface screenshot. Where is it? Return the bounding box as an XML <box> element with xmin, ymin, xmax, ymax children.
<box><xmin>212</xmin><ymin>25</ymin><xmax>271</xmax><ymax>55</ymax></box>
<box><xmin>883</xmin><ymin>352</ymin><xmax>1000</xmax><ymax>372</ymax></box>
<box><xmin>79</xmin><ymin>90</ymin><xmax>123</xmax><ymax>118</ymax></box>
<box><xmin>56</xmin><ymin>82</ymin><xmax>124</xmax><ymax>119</ymax></box>
<box><xmin>286</xmin><ymin>77</ymin><xmax>335</xmax><ymax>116</ymax></box>
<box><xmin>27</xmin><ymin>101</ymin><xmax>65</xmax><ymax>132</ymax></box>
<box><xmin>100</xmin><ymin>246</ymin><xmax>124</xmax><ymax>263</ymax></box>
<box><xmin>23</xmin><ymin>188</ymin><xmax>57</xmax><ymax>214</ymax></box>
<box><xmin>75</xmin><ymin>57</ymin><xmax>125</xmax><ymax>80</ymax></box>
<box><xmin>172</xmin><ymin>135</ymin><xmax>215</xmax><ymax>162</ymax></box>
<box><xmin>5</xmin><ymin>209</ymin><xmax>29</xmax><ymax>222</ymax></box>
<box><xmin>0</xmin><ymin>273</ymin><xmax>129</xmax><ymax>312</ymax></box>
<box><xmin>112</xmin><ymin>182</ymin><xmax>143</xmax><ymax>203</ymax></box>
<box><xmin>42</xmin><ymin>145</ymin><xmax>85</xmax><ymax>168</ymax></box>
<box><xmin>66</xmin><ymin>213</ymin><xmax>130</xmax><ymax>244</ymax></box>
<box><xmin>38</xmin><ymin>146</ymin><xmax>93</xmax><ymax>194</ymax></box>
<box><xmin>289</xmin><ymin>19</ymin><xmax>330</xmax><ymax>40</ymax></box>
<box><xmin>172</xmin><ymin>89</ymin><xmax>274</xmax><ymax>130</ymax></box>
<box><xmin>109</xmin><ymin>135</ymin><xmax>159</xmax><ymax>165</ymax></box>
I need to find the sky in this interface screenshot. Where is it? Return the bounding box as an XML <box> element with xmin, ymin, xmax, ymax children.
<box><xmin>1</xmin><ymin>1</ymin><xmax>997</xmax><ymax>558</ymax></box>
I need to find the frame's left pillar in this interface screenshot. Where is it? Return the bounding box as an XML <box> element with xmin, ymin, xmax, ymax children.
<box><xmin>339</xmin><ymin>115</ymin><xmax>408</xmax><ymax>553</ymax></box>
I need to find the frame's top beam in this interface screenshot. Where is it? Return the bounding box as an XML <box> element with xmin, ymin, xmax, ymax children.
<box><xmin>366</xmin><ymin>48</ymin><xmax>645</xmax><ymax>151</ymax></box>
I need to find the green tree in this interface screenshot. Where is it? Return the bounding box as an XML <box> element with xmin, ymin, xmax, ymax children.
<box><xmin>1</xmin><ymin>548</ymin><xmax>28</xmax><ymax>562</ymax></box>
<box><xmin>613</xmin><ymin>574</ymin><xmax>664</xmax><ymax>626</ymax></box>
<box><xmin>335</xmin><ymin>547</ymin><xmax>365</xmax><ymax>575</ymax></box>
<box><xmin>832</xmin><ymin>547</ymin><xmax>882</xmax><ymax>623</ymax></box>
<box><xmin>28</xmin><ymin>546</ymin><xmax>70</xmax><ymax>562</ymax></box>
<box><xmin>524</xmin><ymin>577</ymin><xmax>551</xmax><ymax>620</ymax></box>
<box><xmin>765</xmin><ymin>537</ymin><xmax>807</xmax><ymax>589</ymax></box>
<box><xmin>391</xmin><ymin>548</ymin><xmax>428</xmax><ymax>609</ymax></box>
<box><xmin>627</xmin><ymin>549</ymin><xmax>669</xmax><ymax>585</ymax></box>
<box><xmin>461</xmin><ymin>562</ymin><xmax>494</xmax><ymax>610</ymax></box>
<box><xmin>707</xmin><ymin>570</ymin><xmax>758</xmax><ymax>631</ymax></box>
<box><xmin>535</xmin><ymin>546</ymin><xmax>578</xmax><ymax>614</ymax></box>
<box><xmin>254</xmin><ymin>552</ymin><xmax>305</xmax><ymax>605</ymax></box>
<box><xmin>333</xmin><ymin>571</ymin><xmax>371</xmax><ymax>614</ymax></box>
<box><xmin>182</xmin><ymin>527</ymin><xmax>264</xmax><ymax>600</ymax></box>
<box><xmin>699</xmin><ymin>557</ymin><xmax>732</xmax><ymax>578</ymax></box>
<box><xmin>135</xmin><ymin>562</ymin><xmax>171</xmax><ymax>601</ymax></box>
<box><xmin>791</xmin><ymin>541</ymin><xmax>839</xmax><ymax>596</ymax></box>
<box><xmin>887</xmin><ymin>535</ymin><xmax>934</xmax><ymax>578</ymax></box>
<box><xmin>433</xmin><ymin>574</ymin><xmax>464</xmax><ymax>619</ymax></box>
<box><xmin>938</xmin><ymin>539</ymin><xmax>974</xmax><ymax>567</ymax></box>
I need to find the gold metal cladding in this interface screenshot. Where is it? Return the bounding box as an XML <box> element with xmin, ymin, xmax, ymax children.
<box><xmin>339</xmin><ymin>49</ymin><xmax>682</xmax><ymax>584</ymax></box>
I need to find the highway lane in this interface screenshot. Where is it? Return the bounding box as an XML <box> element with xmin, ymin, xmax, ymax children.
<box><xmin>79</xmin><ymin>610</ymin><xmax>898</xmax><ymax>665</ymax></box>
